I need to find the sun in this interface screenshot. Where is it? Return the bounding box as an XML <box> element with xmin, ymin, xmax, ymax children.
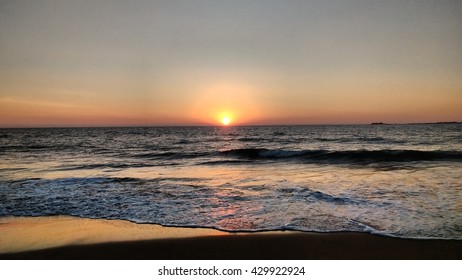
<box><xmin>221</xmin><ymin>116</ymin><xmax>231</xmax><ymax>126</ymax></box>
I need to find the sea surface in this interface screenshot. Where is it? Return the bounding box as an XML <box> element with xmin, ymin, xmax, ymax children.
<box><xmin>1</xmin><ymin>124</ymin><xmax>461</xmax><ymax>239</ymax></box>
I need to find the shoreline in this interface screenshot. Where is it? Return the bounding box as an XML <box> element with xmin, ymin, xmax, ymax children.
<box><xmin>1</xmin><ymin>216</ymin><xmax>461</xmax><ymax>259</ymax></box>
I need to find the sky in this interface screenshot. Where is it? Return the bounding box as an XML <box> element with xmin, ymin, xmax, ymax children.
<box><xmin>0</xmin><ymin>0</ymin><xmax>461</xmax><ymax>127</ymax></box>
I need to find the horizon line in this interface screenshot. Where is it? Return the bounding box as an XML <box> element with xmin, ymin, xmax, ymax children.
<box><xmin>1</xmin><ymin>121</ymin><xmax>460</xmax><ymax>129</ymax></box>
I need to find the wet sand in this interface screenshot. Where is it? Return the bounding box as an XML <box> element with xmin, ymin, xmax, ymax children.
<box><xmin>1</xmin><ymin>216</ymin><xmax>461</xmax><ymax>259</ymax></box>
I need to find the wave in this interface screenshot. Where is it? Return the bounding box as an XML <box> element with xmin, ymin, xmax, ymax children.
<box><xmin>132</xmin><ymin>151</ymin><xmax>209</xmax><ymax>160</ymax></box>
<box><xmin>314</xmin><ymin>136</ymin><xmax>405</xmax><ymax>144</ymax></box>
<box><xmin>220</xmin><ymin>148</ymin><xmax>462</xmax><ymax>164</ymax></box>
<box><xmin>197</xmin><ymin>160</ymin><xmax>252</xmax><ymax>165</ymax></box>
<box><xmin>52</xmin><ymin>161</ymin><xmax>180</xmax><ymax>171</ymax></box>
<box><xmin>276</xmin><ymin>187</ymin><xmax>358</xmax><ymax>205</ymax></box>
<box><xmin>237</xmin><ymin>137</ymin><xmax>266</xmax><ymax>142</ymax></box>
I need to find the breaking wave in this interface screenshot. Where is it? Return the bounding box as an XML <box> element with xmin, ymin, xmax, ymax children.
<box><xmin>220</xmin><ymin>148</ymin><xmax>462</xmax><ymax>163</ymax></box>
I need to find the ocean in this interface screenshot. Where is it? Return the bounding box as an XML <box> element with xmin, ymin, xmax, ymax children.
<box><xmin>1</xmin><ymin>124</ymin><xmax>461</xmax><ymax>239</ymax></box>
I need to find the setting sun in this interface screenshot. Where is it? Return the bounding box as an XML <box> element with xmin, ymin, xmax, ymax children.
<box><xmin>221</xmin><ymin>116</ymin><xmax>231</xmax><ymax>126</ymax></box>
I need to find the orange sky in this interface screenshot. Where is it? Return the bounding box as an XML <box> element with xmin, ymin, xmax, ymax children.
<box><xmin>1</xmin><ymin>1</ymin><xmax>461</xmax><ymax>127</ymax></box>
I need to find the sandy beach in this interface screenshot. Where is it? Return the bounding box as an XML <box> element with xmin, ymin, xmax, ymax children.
<box><xmin>0</xmin><ymin>216</ymin><xmax>460</xmax><ymax>260</ymax></box>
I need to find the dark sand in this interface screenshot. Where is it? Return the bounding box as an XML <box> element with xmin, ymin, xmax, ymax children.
<box><xmin>1</xmin><ymin>216</ymin><xmax>461</xmax><ymax>260</ymax></box>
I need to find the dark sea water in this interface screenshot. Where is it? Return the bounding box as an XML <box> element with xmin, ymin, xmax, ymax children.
<box><xmin>1</xmin><ymin>124</ymin><xmax>461</xmax><ymax>239</ymax></box>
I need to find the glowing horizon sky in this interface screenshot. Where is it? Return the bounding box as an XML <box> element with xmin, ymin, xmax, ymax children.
<box><xmin>1</xmin><ymin>0</ymin><xmax>461</xmax><ymax>127</ymax></box>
